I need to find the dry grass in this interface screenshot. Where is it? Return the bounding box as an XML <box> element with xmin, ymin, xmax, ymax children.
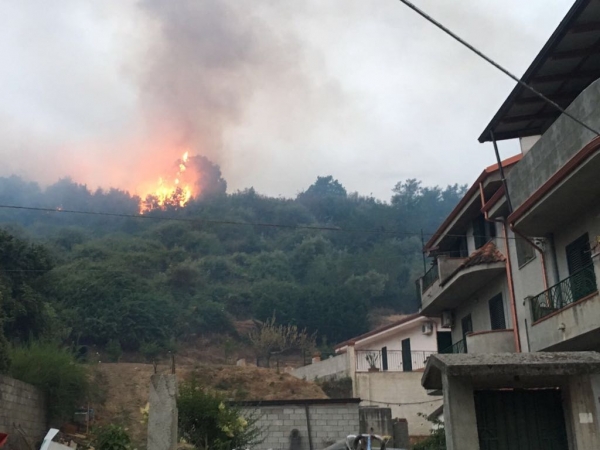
<box><xmin>91</xmin><ymin>362</ymin><xmax>326</xmax><ymax>448</ymax></box>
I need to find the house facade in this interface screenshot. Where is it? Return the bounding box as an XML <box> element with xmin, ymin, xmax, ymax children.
<box><xmin>417</xmin><ymin>156</ymin><xmax>522</xmax><ymax>356</ymax></box>
<box><xmin>292</xmin><ymin>314</ymin><xmax>450</xmax><ymax>437</ymax></box>
<box><xmin>418</xmin><ymin>0</ymin><xmax>600</xmax><ymax>448</ymax></box>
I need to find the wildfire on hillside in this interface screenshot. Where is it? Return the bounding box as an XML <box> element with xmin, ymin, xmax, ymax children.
<box><xmin>140</xmin><ymin>151</ymin><xmax>199</xmax><ymax>212</ymax></box>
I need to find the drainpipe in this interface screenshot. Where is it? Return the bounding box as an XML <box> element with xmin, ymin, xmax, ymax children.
<box><xmin>479</xmin><ymin>183</ymin><xmax>521</xmax><ymax>352</ymax></box>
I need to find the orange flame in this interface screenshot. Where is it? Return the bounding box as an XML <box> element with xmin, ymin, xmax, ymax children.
<box><xmin>141</xmin><ymin>151</ymin><xmax>196</xmax><ymax>212</ymax></box>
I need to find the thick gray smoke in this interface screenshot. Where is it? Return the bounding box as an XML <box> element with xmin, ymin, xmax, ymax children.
<box><xmin>137</xmin><ymin>0</ymin><xmax>325</xmax><ymax>161</ymax></box>
<box><xmin>0</xmin><ymin>0</ymin><xmax>575</xmax><ymax>199</ymax></box>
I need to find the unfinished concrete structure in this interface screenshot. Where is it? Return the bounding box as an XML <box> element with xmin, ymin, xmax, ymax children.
<box><xmin>422</xmin><ymin>353</ymin><xmax>600</xmax><ymax>450</ymax></box>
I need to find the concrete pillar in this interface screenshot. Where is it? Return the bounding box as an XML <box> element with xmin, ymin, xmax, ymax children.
<box><xmin>442</xmin><ymin>374</ymin><xmax>478</xmax><ymax>450</ymax></box>
<box><xmin>566</xmin><ymin>375</ymin><xmax>600</xmax><ymax>450</ymax></box>
<box><xmin>347</xmin><ymin>344</ymin><xmax>357</xmax><ymax>397</ymax></box>
<box><xmin>147</xmin><ymin>374</ymin><xmax>178</xmax><ymax>450</ymax></box>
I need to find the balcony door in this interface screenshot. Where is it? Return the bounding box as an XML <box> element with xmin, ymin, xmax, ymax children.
<box><xmin>401</xmin><ymin>338</ymin><xmax>412</xmax><ymax>372</ymax></box>
<box><xmin>566</xmin><ymin>233</ymin><xmax>596</xmax><ymax>304</ymax></box>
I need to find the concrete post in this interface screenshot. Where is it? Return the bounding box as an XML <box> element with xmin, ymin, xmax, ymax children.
<box><xmin>347</xmin><ymin>344</ymin><xmax>358</xmax><ymax>397</ymax></box>
<box><xmin>566</xmin><ymin>375</ymin><xmax>600</xmax><ymax>450</ymax></box>
<box><xmin>147</xmin><ymin>374</ymin><xmax>178</xmax><ymax>450</ymax></box>
<box><xmin>442</xmin><ymin>373</ymin><xmax>479</xmax><ymax>450</ymax></box>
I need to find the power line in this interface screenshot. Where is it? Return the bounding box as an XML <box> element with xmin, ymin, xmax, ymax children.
<box><xmin>0</xmin><ymin>203</ymin><xmax>524</xmax><ymax>241</ymax></box>
<box><xmin>396</xmin><ymin>0</ymin><xmax>600</xmax><ymax>138</ymax></box>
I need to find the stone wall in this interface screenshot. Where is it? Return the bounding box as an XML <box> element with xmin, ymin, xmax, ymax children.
<box><xmin>0</xmin><ymin>375</ymin><xmax>47</xmax><ymax>450</ymax></box>
<box><xmin>239</xmin><ymin>399</ymin><xmax>360</xmax><ymax>450</ymax></box>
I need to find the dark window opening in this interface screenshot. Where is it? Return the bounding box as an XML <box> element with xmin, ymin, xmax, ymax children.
<box><xmin>489</xmin><ymin>293</ymin><xmax>506</xmax><ymax>330</ymax></box>
<box><xmin>461</xmin><ymin>314</ymin><xmax>473</xmax><ymax>352</ymax></box>
<box><xmin>516</xmin><ymin>236</ymin><xmax>536</xmax><ymax>268</ymax></box>
<box><xmin>473</xmin><ymin>215</ymin><xmax>496</xmax><ymax>249</ymax></box>
<box><xmin>381</xmin><ymin>346</ymin><xmax>388</xmax><ymax>371</ymax></box>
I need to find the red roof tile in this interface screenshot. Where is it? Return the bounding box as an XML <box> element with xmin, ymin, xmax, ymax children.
<box><xmin>460</xmin><ymin>241</ymin><xmax>505</xmax><ymax>270</ymax></box>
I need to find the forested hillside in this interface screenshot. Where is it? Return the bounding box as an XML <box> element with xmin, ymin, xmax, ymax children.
<box><xmin>0</xmin><ymin>172</ymin><xmax>465</xmax><ymax>354</ymax></box>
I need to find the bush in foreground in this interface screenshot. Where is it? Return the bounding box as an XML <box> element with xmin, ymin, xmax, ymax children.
<box><xmin>9</xmin><ymin>342</ymin><xmax>89</xmax><ymax>424</ymax></box>
<box><xmin>178</xmin><ymin>376</ymin><xmax>263</xmax><ymax>450</ymax></box>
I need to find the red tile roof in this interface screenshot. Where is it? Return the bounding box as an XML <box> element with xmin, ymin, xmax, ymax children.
<box><xmin>460</xmin><ymin>241</ymin><xmax>505</xmax><ymax>270</ymax></box>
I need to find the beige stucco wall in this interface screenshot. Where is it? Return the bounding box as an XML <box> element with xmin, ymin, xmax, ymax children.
<box><xmin>451</xmin><ymin>274</ymin><xmax>510</xmax><ymax>344</ymax></box>
<box><xmin>466</xmin><ymin>329</ymin><xmax>516</xmax><ymax>353</ymax></box>
<box><xmin>354</xmin><ymin>371</ymin><xmax>440</xmax><ymax>437</ymax></box>
<box><xmin>507</xmin><ymin>200</ymin><xmax>600</xmax><ymax>352</ymax></box>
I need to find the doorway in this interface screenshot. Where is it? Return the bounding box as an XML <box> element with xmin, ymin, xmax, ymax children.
<box><xmin>474</xmin><ymin>389</ymin><xmax>568</xmax><ymax>450</ymax></box>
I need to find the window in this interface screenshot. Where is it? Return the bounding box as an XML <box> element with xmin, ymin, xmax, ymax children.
<box><xmin>566</xmin><ymin>233</ymin><xmax>597</xmax><ymax>301</ymax></box>
<box><xmin>516</xmin><ymin>236</ymin><xmax>535</xmax><ymax>268</ymax></box>
<box><xmin>488</xmin><ymin>294</ymin><xmax>506</xmax><ymax>330</ymax></box>
<box><xmin>473</xmin><ymin>215</ymin><xmax>496</xmax><ymax>249</ymax></box>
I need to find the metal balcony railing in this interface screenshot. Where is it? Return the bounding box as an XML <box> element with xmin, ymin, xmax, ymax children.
<box><xmin>421</xmin><ymin>264</ymin><xmax>439</xmax><ymax>292</ymax></box>
<box><xmin>440</xmin><ymin>339</ymin><xmax>466</xmax><ymax>354</ymax></box>
<box><xmin>355</xmin><ymin>350</ymin><xmax>435</xmax><ymax>372</ymax></box>
<box><xmin>530</xmin><ymin>263</ymin><xmax>598</xmax><ymax>322</ymax></box>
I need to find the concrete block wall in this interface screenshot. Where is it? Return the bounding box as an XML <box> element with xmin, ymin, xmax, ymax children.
<box><xmin>0</xmin><ymin>375</ymin><xmax>47</xmax><ymax>449</ymax></box>
<box><xmin>240</xmin><ymin>400</ymin><xmax>360</xmax><ymax>450</ymax></box>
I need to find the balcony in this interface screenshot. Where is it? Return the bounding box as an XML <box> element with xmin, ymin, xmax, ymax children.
<box><xmin>355</xmin><ymin>350</ymin><xmax>435</xmax><ymax>372</ymax></box>
<box><xmin>528</xmin><ymin>263</ymin><xmax>600</xmax><ymax>352</ymax></box>
<box><xmin>418</xmin><ymin>243</ymin><xmax>506</xmax><ymax>315</ymax></box>
<box><xmin>530</xmin><ymin>264</ymin><xmax>597</xmax><ymax>322</ymax></box>
<box><xmin>439</xmin><ymin>339</ymin><xmax>466</xmax><ymax>354</ymax></box>
<box><xmin>508</xmin><ymin>138</ymin><xmax>600</xmax><ymax>236</ymax></box>
<box><xmin>465</xmin><ymin>329</ymin><xmax>516</xmax><ymax>353</ymax></box>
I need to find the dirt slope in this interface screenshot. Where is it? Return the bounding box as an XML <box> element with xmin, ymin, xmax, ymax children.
<box><xmin>92</xmin><ymin>363</ymin><xmax>326</xmax><ymax>447</ymax></box>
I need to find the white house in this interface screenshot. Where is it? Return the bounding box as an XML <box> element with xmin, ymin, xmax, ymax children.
<box><xmin>292</xmin><ymin>314</ymin><xmax>451</xmax><ymax>437</ymax></box>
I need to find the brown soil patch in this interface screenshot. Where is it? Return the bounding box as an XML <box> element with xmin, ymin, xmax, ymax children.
<box><xmin>92</xmin><ymin>362</ymin><xmax>326</xmax><ymax>448</ymax></box>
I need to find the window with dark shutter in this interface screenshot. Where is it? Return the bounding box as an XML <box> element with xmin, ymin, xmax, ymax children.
<box><xmin>488</xmin><ymin>294</ymin><xmax>506</xmax><ymax>330</ymax></box>
<box><xmin>566</xmin><ymin>233</ymin><xmax>597</xmax><ymax>301</ymax></box>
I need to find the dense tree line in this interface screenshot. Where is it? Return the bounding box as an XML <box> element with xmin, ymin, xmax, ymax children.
<box><xmin>0</xmin><ymin>171</ymin><xmax>466</xmax><ymax>352</ymax></box>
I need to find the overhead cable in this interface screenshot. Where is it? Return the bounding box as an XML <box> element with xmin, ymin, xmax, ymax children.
<box><xmin>396</xmin><ymin>0</ymin><xmax>600</xmax><ymax>137</ymax></box>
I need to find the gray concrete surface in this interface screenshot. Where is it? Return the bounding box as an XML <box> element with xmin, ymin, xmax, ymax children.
<box><xmin>147</xmin><ymin>374</ymin><xmax>178</xmax><ymax>450</ymax></box>
<box><xmin>0</xmin><ymin>375</ymin><xmax>47</xmax><ymax>450</ymax></box>
<box><xmin>291</xmin><ymin>354</ymin><xmax>349</xmax><ymax>381</ymax></box>
<box><xmin>507</xmin><ymin>77</ymin><xmax>600</xmax><ymax>209</ymax></box>
<box><xmin>239</xmin><ymin>399</ymin><xmax>360</xmax><ymax>450</ymax></box>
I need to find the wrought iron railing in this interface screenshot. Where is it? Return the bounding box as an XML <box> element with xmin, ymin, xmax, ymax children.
<box><xmin>440</xmin><ymin>339</ymin><xmax>466</xmax><ymax>354</ymax></box>
<box><xmin>421</xmin><ymin>264</ymin><xmax>439</xmax><ymax>292</ymax></box>
<box><xmin>530</xmin><ymin>263</ymin><xmax>597</xmax><ymax>322</ymax></box>
<box><xmin>355</xmin><ymin>350</ymin><xmax>435</xmax><ymax>372</ymax></box>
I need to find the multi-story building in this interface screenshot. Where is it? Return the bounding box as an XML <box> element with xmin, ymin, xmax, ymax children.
<box><xmin>419</xmin><ymin>1</ymin><xmax>600</xmax><ymax>448</ymax></box>
<box><xmin>419</xmin><ymin>0</ymin><xmax>600</xmax><ymax>358</ymax></box>
<box><xmin>416</xmin><ymin>156</ymin><xmax>522</xmax><ymax>355</ymax></box>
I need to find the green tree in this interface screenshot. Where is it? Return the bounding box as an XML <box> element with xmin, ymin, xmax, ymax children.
<box><xmin>178</xmin><ymin>377</ymin><xmax>263</xmax><ymax>450</ymax></box>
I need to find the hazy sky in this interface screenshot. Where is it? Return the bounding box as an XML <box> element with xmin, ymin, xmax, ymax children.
<box><xmin>0</xmin><ymin>0</ymin><xmax>574</xmax><ymax>201</ymax></box>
